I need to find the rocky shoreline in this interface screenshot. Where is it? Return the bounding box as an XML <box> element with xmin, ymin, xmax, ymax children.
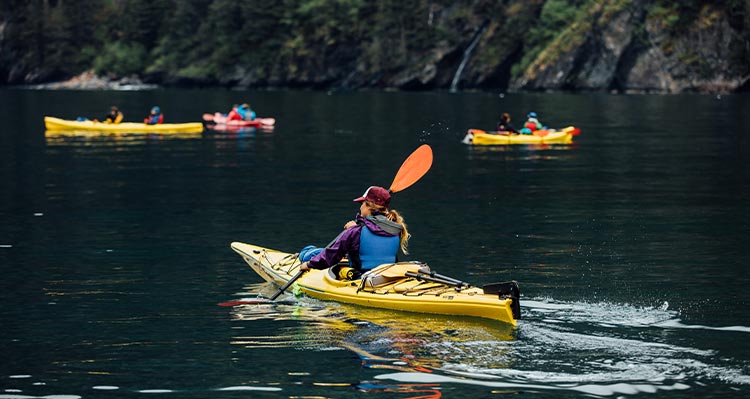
<box><xmin>22</xmin><ymin>70</ymin><xmax>157</xmax><ymax>91</ymax></box>
<box><xmin>13</xmin><ymin>68</ymin><xmax>748</xmax><ymax>94</ymax></box>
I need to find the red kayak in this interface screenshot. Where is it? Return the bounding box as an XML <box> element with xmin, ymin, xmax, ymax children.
<box><xmin>202</xmin><ymin>113</ymin><xmax>275</xmax><ymax>128</ymax></box>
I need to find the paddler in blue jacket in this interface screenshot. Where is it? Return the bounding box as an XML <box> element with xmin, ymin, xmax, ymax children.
<box><xmin>299</xmin><ymin>186</ymin><xmax>410</xmax><ymax>274</ymax></box>
<box><xmin>237</xmin><ymin>103</ymin><xmax>256</xmax><ymax>121</ymax></box>
<box><xmin>144</xmin><ymin>106</ymin><xmax>164</xmax><ymax>124</ymax></box>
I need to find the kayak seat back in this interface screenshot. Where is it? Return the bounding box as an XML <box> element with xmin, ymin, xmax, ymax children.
<box><xmin>359</xmin><ymin>262</ymin><xmax>430</xmax><ymax>291</ymax></box>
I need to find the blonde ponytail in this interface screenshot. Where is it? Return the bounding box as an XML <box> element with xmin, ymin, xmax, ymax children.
<box><xmin>386</xmin><ymin>209</ymin><xmax>410</xmax><ymax>255</ymax></box>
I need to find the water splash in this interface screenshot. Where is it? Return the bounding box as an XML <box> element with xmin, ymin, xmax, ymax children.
<box><xmin>523</xmin><ymin>298</ymin><xmax>750</xmax><ymax>333</ymax></box>
<box><xmin>407</xmin><ymin>298</ymin><xmax>750</xmax><ymax>393</ymax></box>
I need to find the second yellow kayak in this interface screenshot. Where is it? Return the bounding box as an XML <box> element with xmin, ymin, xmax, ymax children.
<box><xmin>44</xmin><ymin>116</ymin><xmax>204</xmax><ymax>134</ymax></box>
<box><xmin>464</xmin><ymin>126</ymin><xmax>580</xmax><ymax>145</ymax></box>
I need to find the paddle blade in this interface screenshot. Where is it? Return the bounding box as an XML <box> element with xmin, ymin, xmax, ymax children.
<box><xmin>534</xmin><ymin>129</ymin><xmax>550</xmax><ymax>137</ymax></box>
<box><xmin>389</xmin><ymin>144</ymin><xmax>433</xmax><ymax>193</ymax></box>
<box><xmin>468</xmin><ymin>128</ymin><xmax>487</xmax><ymax>135</ymax></box>
<box><xmin>560</xmin><ymin>126</ymin><xmax>581</xmax><ymax>136</ymax></box>
<box><xmin>218</xmin><ymin>298</ymin><xmax>272</xmax><ymax>306</ymax></box>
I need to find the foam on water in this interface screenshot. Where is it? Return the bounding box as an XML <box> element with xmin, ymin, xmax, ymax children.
<box><xmin>653</xmin><ymin>319</ymin><xmax>750</xmax><ymax>333</ymax></box>
<box><xmin>0</xmin><ymin>396</ymin><xmax>81</xmax><ymax>399</ymax></box>
<box><xmin>417</xmin><ymin>297</ymin><xmax>750</xmax><ymax>391</ymax></box>
<box><xmin>523</xmin><ymin>298</ymin><xmax>680</xmax><ymax>328</ymax></box>
<box><xmin>217</xmin><ymin>386</ymin><xmax>283</xmax><ymax>391</ymax></box>
<box><xmin>136</xmin><ymin>390</ymin><xmax>174</xmax><ymax>394</ymax></box>
<box><xmin>375</xmin><ymin>371</ymin><xmax>691</xmax><ymax>396</ymax></box>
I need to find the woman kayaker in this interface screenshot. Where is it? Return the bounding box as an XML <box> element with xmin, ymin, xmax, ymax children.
<box><xmin>144</xmin><ymin>106</ymin><xmax>164</xmax><ymax>124</ymax></box>
<box><xmin>299</xmin><ymin>186</ymin><xmax>410</xmax><ymax>275</ymax></box>
<box><xmin>496</xmin><ymin>112</ymin><xmax>517</xmax><ymax>134</ymax></box>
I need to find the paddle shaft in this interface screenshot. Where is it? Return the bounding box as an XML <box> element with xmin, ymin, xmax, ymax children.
<box><xmin>269</xmin><ymin>269</ymin><xmax>305</xmax><ymax>300</ymax></box>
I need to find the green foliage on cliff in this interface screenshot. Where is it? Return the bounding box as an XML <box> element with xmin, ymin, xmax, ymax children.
<box><xmin>512</xmin><ymin>0</ymin><xmax>583</xmax><ymax>78</ymax></box>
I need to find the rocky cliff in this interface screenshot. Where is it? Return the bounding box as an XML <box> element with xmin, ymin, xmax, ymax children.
<box><xmin>510</xmin><ymin>1</ymin><xmax>750</xmax><ymax>93</ymax></box>
<box><xmin>1</xmin><ymin>0</ymin><xmax>748</xmax><ymax>93</ymax></box>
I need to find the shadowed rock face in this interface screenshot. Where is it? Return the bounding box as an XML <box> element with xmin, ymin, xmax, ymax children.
<box><xmin>506</xmin><ymin>2</ymin><xmax>749</xmax><ymax>93</ymax></box>
<box><xmin>1</xmin><ymin>1</ymin><xmax>748</xmax><ymax>93</ymax></box>
<box><xmin>622</xmin><ymin>4</ymin><xmax>748</xmax><ymax>93</ymax></box>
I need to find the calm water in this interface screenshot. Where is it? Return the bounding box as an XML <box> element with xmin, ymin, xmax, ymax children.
<box><xmin>1</xmin><ymin>88</ymin><xmax>749</xmax><ymax>398</ymax></box>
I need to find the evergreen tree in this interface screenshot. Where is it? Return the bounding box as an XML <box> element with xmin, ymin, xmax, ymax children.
<box><xmin>151</xmin><ymin>0</ymin><xmax>212</xmax><ymax>77</ymax></box>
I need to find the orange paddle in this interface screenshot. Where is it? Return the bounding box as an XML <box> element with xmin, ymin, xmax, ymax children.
<box><xmin>534</xmin><ymin>126</ymin><xmax>581</xmax><ymax>138</ymax></box>
<box><xmin>560</xmin><ymin>126</ymin><xmax>582</xmax><ymax>136</ymax></box>
<box><xmin>389</xmin><ymin>144</ymin><xmax>433</xmax><ymax>193</ymax></box>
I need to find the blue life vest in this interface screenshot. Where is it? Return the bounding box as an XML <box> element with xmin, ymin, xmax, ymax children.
<box><xmin>358</xmin><ymin>227</ymin><xmax>399</xmax><ymax>271</ymax></box>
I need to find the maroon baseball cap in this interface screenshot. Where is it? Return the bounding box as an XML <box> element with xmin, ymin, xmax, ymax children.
<box><xmin>353</xmin><ymin>186</ymin><xmax>391</xmax><ymax>207</ymax></box>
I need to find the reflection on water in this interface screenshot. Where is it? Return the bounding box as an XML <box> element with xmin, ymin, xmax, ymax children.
<box><xmin>465</xmin><ymin>142</ymin><xmax>580</xmax><ymax>154</ymax></box>
<box><xmin>226</xmin><ymin>282</ymin><xmax>516</xmax><ymax>399</ymax></box>
<box><xmin>43</xmin><ymin>132</ymin><xmax>205</xmax><ymax>154</ymax></box>
<box><xmin>44</xmin><ymin>130</ymin><xmax>204</xmax><ymax>141</ymax></box>
<box><xmin>222</xmin><ymin>283</ymin><xmax>750</xmax><ymax>397</ymax></box>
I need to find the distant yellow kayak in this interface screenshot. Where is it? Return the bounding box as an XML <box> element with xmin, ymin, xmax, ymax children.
<box><xmin>230</xmin><ymin>242</ymin><xmax>520</xmax><ymax>326</ymax></box>
<box><xmin>463</xmin><ymin>126</ymin><xmax>581</xmax><ymax>145</ymax></box>
<box><xmin>44</xmin><ymin>116</ymin><xmax>204</xmax><ymax>134</ymax></box>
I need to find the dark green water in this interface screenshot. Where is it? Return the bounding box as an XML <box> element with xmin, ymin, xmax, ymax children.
<box><xmin>1</xmin><ymin>88</ymin><xmax>749</xmax><ymax>398</ymax></box>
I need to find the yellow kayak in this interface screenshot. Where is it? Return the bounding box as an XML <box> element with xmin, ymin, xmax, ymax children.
<box><xmin>44</xmin><ymin>116</ymin><xmax>204</xmax><ymax>134</ymax></box>
<box><xmin>463</xmin><ymin>126</ymin><xmax>580</xmax><ymax>145</ymax></box>
<box><xmin>230</xmin><ymin>242</ymin><xmax>520</xmax><ymax>326</ymax></box>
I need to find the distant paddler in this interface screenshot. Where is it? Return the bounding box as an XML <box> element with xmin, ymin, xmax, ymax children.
<box><xmin>81</xmin><ymin>105</ymin><xmax>124</xmax><ymax>124</ymax></box>
<box><xmin>102</xmin><ymin>106</ymin><xmax>123</xmax><ymax>124</ymax></box>
<box><xmin>144</xmin><ymin>106</ymin><xmax>164</xmax><ymax>125</ymax></box>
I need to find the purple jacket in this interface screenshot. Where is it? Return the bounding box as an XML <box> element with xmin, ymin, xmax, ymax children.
<box><xmin>307</xmin><ymin>213</ymin><xmax>401</xmax><ymax>270</ymax></box>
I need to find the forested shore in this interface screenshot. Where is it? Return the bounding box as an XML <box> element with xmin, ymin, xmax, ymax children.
<box><xmin>1</xmin><ymin>0</ymin><xmax>748</xmax><ymax>93</ymax></box>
